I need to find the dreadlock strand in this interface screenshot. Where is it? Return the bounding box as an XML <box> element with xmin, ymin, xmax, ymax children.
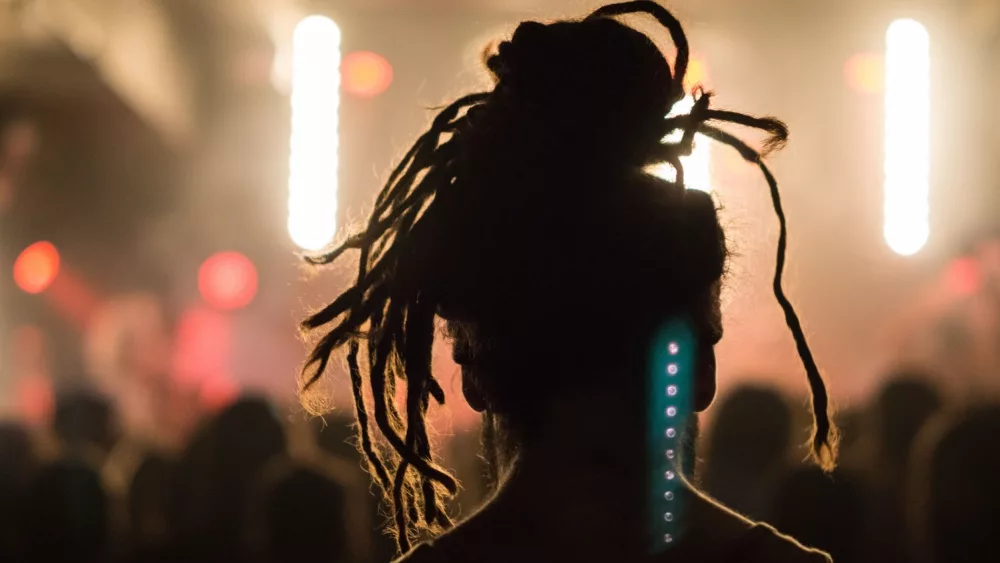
<box><xmin>697</xmin><ymin>122</ymin><xmax>838</xmax><ymax>471</ymax></box>
<box><xmin>703</xmin><ymin>109</ymin><xmax>789</xmax><ymax>154</ymax></box>
<box><xmin>392</xmin><ymin>460</ymin><xmax>413</xmax><ymax>553</ymax></box>
<box><xmin>757</xmin><ymin>162</ymin><xmax>839</xmax><ymax>471</ymax></box>
<box><xmin>347</xmin><ymin>339</ymin><xmax>392</xmax><ymax>490</ymax></box>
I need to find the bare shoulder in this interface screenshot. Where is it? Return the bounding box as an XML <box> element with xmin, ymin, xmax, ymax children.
<box><xmin>737</xmin><ymin>523</ymin><xmax>832</xmax><ymax>563</ymax></box>
<box><xmin>688</xmin><ymin>492</ymin><xmax>831</xmax><ymax>563</ymax></box>
<box><xmin>393</xmin><ymin>543</ymin><xmax>442</xmax><ymax>563</ymax></box>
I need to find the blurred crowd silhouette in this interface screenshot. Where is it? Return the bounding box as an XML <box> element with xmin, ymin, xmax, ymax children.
<box><xmin>0</xmin><ymin>372</ymin><xmax>996</xmax><ymax>563</ymax></box>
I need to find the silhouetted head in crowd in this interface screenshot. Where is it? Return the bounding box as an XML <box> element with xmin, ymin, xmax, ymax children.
<box><xmin>252</xmin><ymin>461</ymin><xmax>349</xmax><ymax>563</ymax></box>
<box><xmin>770</xmin><ymin>466</ymin><xmax>866</xmax><ymax>563</ymax></box>
<box><xmin>314</xmin><ymin>411</ymin><xmax>358</xmax><ymax>460</ymax></box>
<box><xmin>909</xmin><ymin>404</ymin><xmax>1000</xmax><ymax>563</ymax></box>
<box><xmin>703</xmin><ymin>385</ymin><xmax>792</xmax><ymax>517</ymax></box>
<box><xmin>299</xmin><ymin>0</ymin><xmax>837</xmax><ymax>552</ymax></box>
<box><xmin>0</xmin><ymin>421</ymin><xmax>32</xmax><ymax>486</ymax></box>
<box><xmin>0</xmin><ymin>422</ymin><xmax>34</xmax><ymax>560</ymax></box>
<box><xmin>128</xmin><ymin>454</ymin><xmax>174</xmax><ymax>549</ymax></box>
<box><xmin>707</xmin><ymin>385</ymin><xmax>792</xmax><ymax>472</ymax></box>
<box><xmin>874</xmin><ymin>374</ymin><xmax>942</xmax><ymax>478</ymax></box>
<box><xmin>168</xmin><ymin>395</ymin><xmax>286</xmax><ymax>559</ymax></box>
<box><xmin>53</xmin><ymin>389</ymin><xmax>118</xmax><ymax>457</ymax></box>
<box><xmin>18</xmin><ymin>459</ymin><xmax>108</xmax><ymax>563</ymax></box>
<box><xmin>213</xmin><ymin>395</ymin><xmax>287</xmax><ymax>470</ymax></box>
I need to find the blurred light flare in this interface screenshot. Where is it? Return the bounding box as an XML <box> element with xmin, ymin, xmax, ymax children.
<box><xmin>198</xmin><ymin>251</ymin><xmax>258</xmax><ymax>311</ymax></box>
<box><xmin>845</xmin><ymin>52</ymin><xmax>884</xmax><ymax>95</ymax></box>
<box><xmin>884</xmin><ymin>19</ymin><xmax>930</xmax><ymax>256</ymax></box>
<box><xmin>648</xmin><ymin>96</ymin><xmax>712</xmax><ymax>193</ymax></box>
<box><xmin>14</xmin><ymin>241</ymin><xmax>60</xmax><ymax>294</ymax></box>
<box><xmin>342</xmin><ymin>51</ymin><xmax>393</xmax><ymax>98</ymax></box>
<box><xmin>288</xmin><ymin>15</ymin><xmax>341</xmax><ymax>251</ymax></box>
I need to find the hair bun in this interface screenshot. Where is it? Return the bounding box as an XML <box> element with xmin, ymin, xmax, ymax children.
<box><xmin>480</xmin><ymin>18</ymin><xmax>674</xmax><ymax>165</ymax></box>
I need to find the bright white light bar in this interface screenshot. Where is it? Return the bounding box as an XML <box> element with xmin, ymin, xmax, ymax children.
<box><xmin>649</xmin><ymin>96</ymin><xmax>712</xmax><ymax>193</ymax></box>
<box><xmin>884</xmin><ymin>19</ymin><xmax>930</xmax><ymax>256</ymax></box>
<box><xmin>288</xmin><ymin>15</ymin><xmax>341</xmax><ymax>251</ymax></box>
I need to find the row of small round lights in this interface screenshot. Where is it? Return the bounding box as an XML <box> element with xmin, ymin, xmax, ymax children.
<box><xmin>662</xmin><ymin>339</ymin><xmax>681</xmax><ymax>544</ymax></box>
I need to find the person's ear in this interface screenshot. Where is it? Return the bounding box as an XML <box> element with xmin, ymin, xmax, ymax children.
<box><xmin>462</xmin><ymin>368</ymin><xmax>488</xmax><ymax>412</ymax></box>
<box><xmin>694</xmin><ymin>343</ymin><xmax>717</xmax><ymax>412</ymax></box>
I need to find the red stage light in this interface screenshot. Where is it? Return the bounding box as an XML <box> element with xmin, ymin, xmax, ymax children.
<box><xmin>14</xmin><ymin>241</ymin><xmax>60</xmax><ymax>294</ymax></box>
<box><xmin>845</xmin><ymin>52</ymin><xmax>884</xmax><ymax>95</ymax></box>
<box><xmin>198</xmin><ymin>252</ymin><xmax>258</xmax><ymax>311</ymax></box>
<box><xmin>342</xmin><ymin>51</ymin><xmax>393</xmax><ymax>98</ymax></box>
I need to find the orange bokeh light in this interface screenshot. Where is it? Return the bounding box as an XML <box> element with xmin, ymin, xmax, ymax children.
<box><xmin>14</xmin><ymin>241</ymin><xmax>60</xmax><ymax>294</ymax></box>
<box><xmin>198</xmin><ymin>252</ymin><xmax>258</xmax><ymax>311</ymax></box>
<box><xmin>845</xmin><ymin>52</ymin><xmax>884</xmax><ymax>95</ymax></box>
<box><xmin>683</xmin><ymin>58</ymin><xmax>710</xmax><ymax>92</ymax></box>
<box><xmin>342</xmin><ymin>51</ymin><xmax>394</xmax><ymax>98</ymax></box>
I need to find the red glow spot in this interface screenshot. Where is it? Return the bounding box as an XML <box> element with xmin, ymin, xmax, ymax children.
<box><xmin>342</xmin><ymin>51</ymin><xmax>394</xmax><ymax>98</ymax></box>
<box><xmin>845</xmin><ymin>52</ymin><xmax>884</xmax><ymax>95</ymax></box>
<box><xmin>200</xmin><ymin>375</ymin><xmax>240</xmax><ymax>412</ymax></box>
<box><xmin>947</xmin><ymin>257</ymin><xmax>982</xmax><ymax>296</ymax></box>
<box><xmin>14</xmin><ymin>241</ymin><xmax>60</xmax><ymax>294</ymax></box>
<box><xmin>171</xmin><ymin>306</ymin><xmax>232</xmax><ymax>389</ymax></box>
<box><xmin>198</xmin><ymin>252</ymin><xmax>258</xmax><ymax>311</ymax></box>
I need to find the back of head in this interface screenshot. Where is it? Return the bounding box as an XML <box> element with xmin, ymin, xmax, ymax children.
<box><xmin>128</xmin><ymin>454</ymin><xmax>173</xmax><ymax>547</ymax></box>
<box><xmin>910</xmin><ymin>404</ymin><xmax>1000</xmax><ymax>563</ymax></box>
<box><xmin>874</xmin><ymin>374</ymin><xmax>942</xmax><ymax>474</ymax></box>
<box><xmin>0</xmin><ymin>421</ymin><xmax>33</xmax><ymax>486</ymax></box>
<box><xmin>298</xmin><ymin>1</ymin><xmax>835</xmax><ymax>552</ymax></box>
<box><xmin>53</xmin><ymin>389</ymin><xmax>117</xmax><ymax>455</ymax></box>
<box><xmin>255</xmin><ymin>462</ymin><xmax>348</xmax><ymax>563</ymax></box>
<box><xmin>707</xmin><ymin>385</ymin><xmax>792</xmax><ymax>472</ymax></box>
<box><xmin>19</xmin><ymin>458</ymin><xmax>108</xmax><ymax>563</ymax></box>
<box><xmin>213</xmin><ymin>395</ymin><xmax>287</xmax><ymax>471</ymax></box>
<box><xmin>313</xmin><ymin>412</ymin><xmax>358</xmax><ymax>460</ymax></box>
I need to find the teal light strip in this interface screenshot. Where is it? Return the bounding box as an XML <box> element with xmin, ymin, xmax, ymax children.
<box><xmin>647</xmin><ymin>317</ymin><xmax>695</xmax><ymax>554</ymax></box>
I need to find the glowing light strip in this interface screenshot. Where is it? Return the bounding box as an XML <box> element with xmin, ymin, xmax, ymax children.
<box><xmin>884</xmin><ymin>19</ymin><xmax>930</xmax><ymax>256</ymax></box>
<box><xmin>649</xmin><ymin>96</ymin><xmax>712</xmax><ymax>193</ymax></box>
<box><xmin>648</xmin><ymin>318</ymin><xmax>695</xmax><ymax>553</ymax></box>
<box><xmin>288</xmin><ymin>15</ymin><xmax>342</xmax><ymax>251</ymax></box>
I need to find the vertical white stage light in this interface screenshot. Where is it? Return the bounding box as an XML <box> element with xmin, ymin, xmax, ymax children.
<box><xmin>649</xmin><ymin>96</ymin><xmax>712</xmax><ymax>193</ymax></box>
<box><xmin>288</xmin><ymin>15</ymin><xmax>341</xmax><ymax>251</ymax></box>
<box><xmin>884</xmin><ymin>19</ymin><xmax>930</xmax><ymax>256</ymax></box>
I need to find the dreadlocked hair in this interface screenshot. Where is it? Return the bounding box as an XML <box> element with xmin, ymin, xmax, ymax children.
<box><xmin>300</xmin><ymin>0</ymin><xmax>837</xmax><ymax>553</ymax></box>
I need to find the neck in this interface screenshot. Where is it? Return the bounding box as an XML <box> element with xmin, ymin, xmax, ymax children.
<box><xmin>483</xmin><ymin>388</ymin><xmax>651</xmax><ymax>546</ymax></box>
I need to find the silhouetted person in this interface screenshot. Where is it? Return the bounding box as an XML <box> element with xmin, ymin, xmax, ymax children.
<box><xmin>124</xmin><ymin>454</ymin><xmax>174</xmax><ymax>562</ymax></box>
<box><xmin>770</xmin><ymin>466</ymin><xmax>867</xmax><ymax>563</ymax></box>
<box><xmin>0</xmin><ymin>422</ymin><xmax>34</xmax><ymax>561</ymax></box>
<box><xmin>873</xmin><ymin>376</ymin><xmax>943</xmax><ymax>483</ymax></box>
<box><xmin>908</xmin><ymin>404</ymin><xmax>1000</xmax><ymax>563</ymax></box>
<box><xmin>315</xmin><ymin>412</ymin><xmax>397</xmax><ymax>563</ymax></box>
<box><xmin>18</xmin><ymin>458</ymin><xmax>108</xmax><ymax>563</ymax></box>
<box><xmin>703</xmin><ymin>385</ymin><xmax>792</xmax><ymax>520</ymax></box>
<box><xmin>250</xmin><ymin>461</ymin><xmax>350</xmax><ymax>563</ymax></box>
<box><xmin>53</xmin><ymin>389</ymin><xmax>119</xmax><ymax>462</ymax></box>
<box><xmin>169</xmin><ymin>395</ymin><xmax>287</xmax><ymax>562</ymax></box>
<box><xmin>297</xmin><ymin>2</ymin><xmax>837</xmax><ymax>561</ymax></box>
<box><xmin>867</xmin><ymin>375</ymin><xmax>943</xmax><ymax>563</ymax></box>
